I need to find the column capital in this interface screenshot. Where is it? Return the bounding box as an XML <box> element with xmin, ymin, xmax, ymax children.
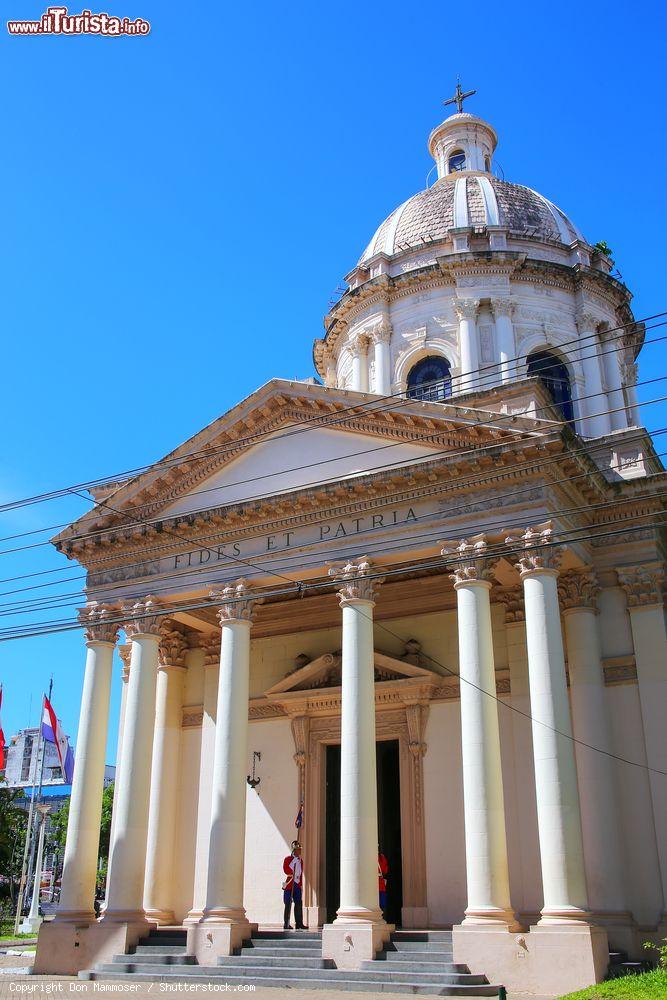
<box><xmin>494</xmin><ymin>587</ymin><xmax>525</xmax><ymax>622</ymax></box>
<box><xmin>490</xmin><ymin>297</ymin><xmax>515</xmax><ymax>319</ymax></box>
<box><xmin>200</xmin><ymin>630</ymin><xmax>223</xmax><ymax>665</ymax></box>
<box><xmin>621</xmin><ymin>361</ymin><xmax>639</xmax><ymax>386</ymax></box>
<box><xmin>78</xmin><ymin>602</ymin><xmax>121</xmax><ymax>645</ymax></box>
<box><xmin>507</xmin><ymin>522</ymin><xmax>562</xmax><ymax>579</ymax></box>
<box><xmin>329</xmin><ymin>557</ymin><xmax>384</xmax><ymax>607</ymax></box>
<box><xmin>158</xmin><ymin>621</ymin><xmax>189</xmax><ymax>669</ymax></box>
<box><xmin>123</xmin><ymin>596</ymin><xmax>164</xmax><ymax>638</ymax></box>
<box><xmin>558</xmin><ymin>569</ymin><xmax>599</xmax><ymax>612</ymax></box>
<box><xmin>454</xmin><ymin>298</ymin><xmax>480</xmax><ymax>321</ymax></box>
<box><xmin>441</xmin><ymin>534</ymin><xmax>497</xmax><ymax>587</ymax></box>
<box><xmin>349</xmin><ymin>332</ymin><xmax>371</xmax><ymax>357</ymax></box>
<box><xmin>617</xmin><ymin>564</ymin><xmax>665</xmax><ymax>608</ymax></box>
<box><xmin>210</xmin><ymin>579</ymin><xmax>263</xmax><ymax>625</ymax></box>
<box><xmin>118</xmin><ymin>643</ymin><xmax>132</xmax><ymax>681</ymax></box>
<box><xmin>575</xmin><ymin>308</ymin><xmax>600</xmax><ymax>334</ymax></box>
<box><xmin>370</xmin><ymin>320</ymin><xmax>392</xmax><ymax>345</ymax></box>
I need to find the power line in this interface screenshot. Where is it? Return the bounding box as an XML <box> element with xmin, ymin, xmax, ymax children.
<box><xmin>0</xmin><ymin>310</ymin><xmax>662</xmax><ymax>516</ymax></box>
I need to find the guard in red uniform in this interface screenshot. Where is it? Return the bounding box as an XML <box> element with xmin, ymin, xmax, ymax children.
<box><xmin>378</xmin><ymin>849</ymin><xmax>389</xmax><ymax>916</ymax></box>
<box><xmin>282</xmin><ymin>841</ymin><xmax>306</xmax><ymax>930</ymax></box>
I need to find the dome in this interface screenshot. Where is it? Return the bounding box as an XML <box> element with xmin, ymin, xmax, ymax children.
<box><xmin>358</xmin><ymin>108</ymin><xmax>584</xmax><ymax>266</ymax></box>
<box><xmin>359</xmin><ymin>174</ymin><xmax>584</xmax><ymax>263</ymax></box>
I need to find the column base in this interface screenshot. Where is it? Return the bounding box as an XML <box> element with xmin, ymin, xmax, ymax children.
<box><xmin>452</xmin><ymin>921</ymin><xmax>609</xmax><ymax>995</ymax></box>
<box><xmin>589</xmin><ymin>910</ymin><xmax>639</xmax><ymax>957</ymax></box>
<box><xmin>184</xmin><ymin>908</ymin><xmax>203</xmax><ymax>925</ymax></box>
<box><xmin>187</xmin><ymin>916</ymin><xmax>252</xmax><ymax>963</ymax></box>
<box><xmin>101</xmin><ymin>908</ymin><xmax>154</xmax><ymax>928</ymax></box>
<box><xmin>538</xmin><ymin>905</ymin><xmax>593</xmax><ymax>925</ymax></box>
<box><xmin>19</xmin><ymin>914</ymin><xmax>42</xmax><ymax>934</ymax></box>
<box><xmin>322</xmin><ymin>919</ymin><xmax>392</xmax><ymax>970</ymax></box>
<box><xmin>462</xmin><ymin>906</ymin><xmax>521</xmax><ymax>931</ymax></box>
<box><xmin>144</xmin><ymin>907</ymin><xmax>176</xmax><ymax>926</ymax></box>
<box><xmin>33</xmin><ymin>918</ymin><xmax>151</xmax><ymax>976</ymax></box>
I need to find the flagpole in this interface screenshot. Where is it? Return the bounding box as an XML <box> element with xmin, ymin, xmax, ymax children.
<box><xmin>14</xmin><ymin>693</ymin><xmax>45</xmax><ymax>934</ymax></box>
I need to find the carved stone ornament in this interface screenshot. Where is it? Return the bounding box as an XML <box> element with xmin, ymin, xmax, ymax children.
<box><xmin>558</xmin><ymin>569</ymin><xmax>599</xmax><ymax>611</ymax></box>
<box><xmin>622</xmin><ymin>362</ymin><xmax>639</xmax><ymax>387</ymax></box>
<box><xmin>508</xmin><ymin>522</ymin><xmax>562</xmax><ymax>579</ymax></box>
<box><xmin>575</xmin><ymin>309</ymin><xmax>599</xmax><ymax>333</ymax></box>
<box><xmin>122</xmin><ymin>595</ymin><xmax>164</xmax><ymax>638</ymax></box>
<box><xmin>370</xmin><ymin>320</ymin><xmax>392</xmax><ymax>345</ymax></box>
<box><xmin>490</xmin><ymin>297</ymin><xmax>515</xmax><ymax>319</ymax></box>
<box><xmin>494</xmin><ymin>587</ymin><xmax>525</xmax><ymax>622</ymax></box>
<box><xmin>441</xmin><ymin>534</ymin><xmax>497</xmax><ymax>586</ymax></box>
<box><xmin>158</xmin><ymin>621</ymin><xmax>189</xmax><ymax>668</ymax></box>
<box><xmin>328</xmin><ymin>557</ymin><xmax>384</xmax><ymax>607</ymax></box>
<box><xmin>118</xmin><ymin>642</ymin><xmax>132</xmax><ymax>680</ymax></box>
<box><xmin>211</xmin><ymin>579</ymin><xmax>263</xmax><ymax>624</ymax></box>
<box><xmin>454</xmin><ymin>298</ymin><xmax>479</xmax><ymax>322</ymax></box>
<box><xmin>78</xmin><ymin>601</ymin><xmax>120</xmax><ymax>645</ymax></box>
<box><xmin>200</xmin><ymin>631</ymin><xmax>222</xmax><ymax>666</ymax></box>
<box><xmin>617</xmin><ymin>565</ymin><xmax>665</xmax><ymax>608</ymax></box>
<box><xmin>349</xmin><ymin>332</ymin><xmax>371</xmax><ymax>358</ymax></box>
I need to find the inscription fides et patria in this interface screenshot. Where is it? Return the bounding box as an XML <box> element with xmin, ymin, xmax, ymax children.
<box><xmin>90</xmin><ymin>503</ymin><xmax>424</xmax><ymax>586</ymax></box>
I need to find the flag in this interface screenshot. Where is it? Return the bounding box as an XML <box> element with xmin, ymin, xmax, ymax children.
<box><xmin>295</xmin><ymin>802</ymin><xmax>303</xmax><ymax>829</ymax></box>
<box><xmin>41</xmin><ymin>695</ymin><xmax>74</xmax><ymax>783</ymax></box>
<box><xmin>0</xmin><ymin>686</ymin><xmax>5</xmax><ymax>771</ymax></box>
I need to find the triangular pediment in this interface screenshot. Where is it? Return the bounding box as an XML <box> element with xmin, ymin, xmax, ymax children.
<box><xmin>265</xmin><ymin>648</ymin><xmax>441</xmax><ymax>696</ymax></box>
<box><xmin>54</xmin><ymin>378</ymin><xmax>541</xmax><ymax>549</ymax></box>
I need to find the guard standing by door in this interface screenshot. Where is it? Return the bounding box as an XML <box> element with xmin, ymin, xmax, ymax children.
<box><xmin>378</xmin><ymin>848</ymin><xmax>389</xmax><ymax>918</ymax></box>
<box><xmin>282</xmin><ymin>841</ymin><xmax>306</xmax><ymax>930</ymax></box>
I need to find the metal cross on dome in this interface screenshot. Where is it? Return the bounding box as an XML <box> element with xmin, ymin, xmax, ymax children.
<box><xmin>443</xmin><ymin>80</ymin><xmax>476</xmax><ymax>114</ymax></box>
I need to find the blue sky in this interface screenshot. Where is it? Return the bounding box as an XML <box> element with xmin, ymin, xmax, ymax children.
<box><xmin>1</xmin><ymin>0</ymin><xmax>666</xmax><ymax>763</ymax></box>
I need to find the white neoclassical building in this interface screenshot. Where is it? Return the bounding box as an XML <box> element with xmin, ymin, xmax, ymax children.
<box><xmin>35</xmin><ymin>101</ymin><xmax>667</xmax><ymax>995</ymax></box>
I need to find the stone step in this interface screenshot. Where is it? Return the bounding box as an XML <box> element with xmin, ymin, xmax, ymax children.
<box><xmin>378</xmin><ymin>950</ymin><xmax>456</xmax><ymax>964</ymax></box>
<box><xmin>219</xmin><ymin>955</ymin><xmax>334</xmax><ymax>969</ymax></box>
<box><xmin>134</xmin><ymin>945</ymin><xmax>188</xmax><ymax>955</ymax></box>
<box><xmin>114</xmin><ymin>953</ymin><xmax>196</xmax><ymax>966</ymax></box>
<box><xmin>366</xmin><ymin>959</ymin><xmax>468</xmax><ymax>974</ymax></box>
<box><xmin>391</xmin><ymin>931</ymin><xmax>453</xmax><ymax>941</ymax></box>
<box><xmin>82</xmin><ymin>970</ymin><xmax>500</xmax><ymax>995</ymax></box>
<box><xmin>609</xmin><ymin>950</ymin><xmax>628</xmax><ymax>964</ymax></box>
<box><xmin>251</xmin><ymin>930</ymin><xmax>321</xmax><ymax>940</ymax></box>
<box><xmin>246</xmin><ymin>937</ymin><xmax>322</xmax><ymax>950</ymax></box>
<box><xmin>386</xmin><ymin>940</ymin><xmax>456</xmax><ymax>952</ymax></box>
<box><xmin>143</xmin><ymin>932</ymin><xmax>188</xmax><ymax>942</ymax></box>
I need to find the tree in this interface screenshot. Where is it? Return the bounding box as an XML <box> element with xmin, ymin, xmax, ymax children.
<box><xmin>51</xmin><ymin>781</ymin><xmax>113</xmax><ymax>858</ymax></box>
<box><xmin>0</xmin><ymin>782</ymin><xmax>29</xmax><ymax>904</ymax></box>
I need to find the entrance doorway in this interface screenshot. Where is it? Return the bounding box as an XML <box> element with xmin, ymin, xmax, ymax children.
<box><xmin>324</xmin><ymin>740</ymin><xmax>403</xmax><ymax>925</ymax></box>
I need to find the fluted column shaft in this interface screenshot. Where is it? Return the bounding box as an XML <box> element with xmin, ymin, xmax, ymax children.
<box><xmin>600</xmin><ymin>335</ymin><xmax>627</xmax><ymax>431</ymax></box>
<box><xmin>187</xmin><ymin>643</ymin><xmax>219</xmax><ymax>923</ymax></box>
<box><xmin>455</xmin><ymin>299</ymin><xmax>479</xmax><ymax>392</ymax></box>
<box><xmin>332</xmin><ymin>560</ymin><xmax>384</xmax><ymax>923</ymax></box>
<box><xmin>57</xmin><ymin>606</ymin><xmax>119</xmax><ymax>921</ymax></box>
<box><xmin>444</xmin><ymin>537</ymin><xmax>516</xmax><ymax>926</ymax></box>
<box><xmin>350</xmin><ymin>334</ymin><xmax>370</xmax><ymax>393</ymax></box>
<box><xmin>202</xmin><ymin>583</ymin><xmax>261</xmax><ymax>925</ymax></box>
<box><xmin>491</xmin><ymin>299</ymin><xmax>516</xmax><ymax>383</ymax></box>
<box><xmin>372</xmin><ymin>325</ymin><xmax>392</xmax><ymax>395</ymax></box>
<box><xmin>512</xmin><ymin>526</ymin><xmax>589</xmax><ymax>922</ymax></box>
<box><xmin>560</xmin><ymin>573</ymin><xmax>628</xmax><ymax>919</ymax></box>
<box><xmin>144</xmin><ymin>624</ymin><xmax>188</xmax><ymax>924</ymax></box>
<box><xmin>577</xmin><ymin>312</ymin><xmax>611</xmax><ymax>437</ymax></box>
<box><xmin>104</xmin><ymin>598</ymin><xmax>162</xmax><ymax>922</ymax></box>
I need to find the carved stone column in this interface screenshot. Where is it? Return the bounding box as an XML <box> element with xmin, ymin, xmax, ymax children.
<box><xmin>442</xmin><ymin>536</ymin><xmax>517</xmax><ymax>928</ymax></box>
<box><xmin>104</xmin><ymin>598</ymin><xmax>163</xmax><ymax>926</ymax></box>
<box><xmin>455</xmin><ymin>298</ymin><xmax>480</xmax><ymax>392</ymax></box>
<box><xmin>576</xmin><ymin>310</ymin><xmax>611</xmax><ymax>438</ymax></box>
<box><xmin>105</xmin><ymin>642</ymin><xmax>131</xmax><ymax>894</ymax></box>
<box><xmin>189</xmin><ymin>582</ymin><xmax>262</xmax><ymax>961</ymax></box>
<box><xmin>291</xmin><ymin>714</ymin><xmax>310</xmax><ymax>820</ymax></box>
<box><xmin>402</xmin><ymin>700</ymin><xmax>429</xmax><ymax>927</ymax></box>
<box><xmin>186</xmin><ymin>632</ymin><xmax>221</xmax><ymax>923</ymax></box>
<box><xmin>511</xmin><ymin>526</ymin><xmax>589</xmax><ymax>923</ymax></box>
<box><xmin>54</xmin><ymin>604</ymin><xmax>119</xmax><ymax>922</ymax></box>
<box><xmin>144</xmin><ymin>622</ymin><xmax>189</xmax><ymax>924</ymax></box>
<box><xmin>621</xmin><ymin>362</ymin><xmax>640</xmax><ymax>426</ymax></box>
<box><xmin>618</xmin><ymin>565</ymin><xmax>667</xmax><ymax>924</ymax></box>
<box><xmin>322</xmin><ymin>558</ymin><xmax>390</xmax><ymax>969</ymax></box>
<box><xmin>599</xmin><ymin>326</ymin><xmax>627</xmax><ymax>431</ymax></box>
<box><xmin>559</xmin><ymin>570</ymin><xmax>633</xmax><ymax>949</ymax></box>
<box><xmin>370</xmin><ymin>321</ymin><xmax>392</xmax><ymax>396</ymax></box>
<box><xmin>350</xmin><ymin>333</ymin><xmax>370</xmax><ymax>393</ymax></box>
<box><xmin>490</xmin><ymin>298</ymin><xmax>516</xmax><ymax>383</ymax></box>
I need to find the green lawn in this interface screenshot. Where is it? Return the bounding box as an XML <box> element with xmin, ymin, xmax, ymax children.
<box><xmin>560</xmin><ymin>969</ymin><xmax>667</xmax><ymax>999</ymax></box>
